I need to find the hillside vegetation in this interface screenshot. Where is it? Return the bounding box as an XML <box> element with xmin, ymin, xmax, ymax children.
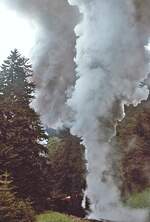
<box><xmin>115</xmin><ymin>99</ymin><xmax>150</xmax><ymax>207</ymax></box>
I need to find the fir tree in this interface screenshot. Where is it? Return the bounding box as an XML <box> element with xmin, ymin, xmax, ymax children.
<box><xmin>0</xmin><ymin>171</ymin><xmax>35</xmax><ymax>222</ymax></box>
<box><xmin>0</xmin><ymin>49</ymin><xmax>34</xmax><ymax>105</ymax></box>
<box><xmin>0</xmin><ymin>50</ymin><xmax>49</xmax><ymax>211</ymax></box>
<box><xmin>48</xmin><ymin>129</ymin><xmax>86</xmax><ymax>216</ymax></box>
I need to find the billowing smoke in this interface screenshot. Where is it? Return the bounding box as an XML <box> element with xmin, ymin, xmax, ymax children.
<box><xmin>2</xmin><ymin>0</ymin><xmax>150</xmax><ymax>221</ymax></box>
<box><xmin>67</xmin><ymin>0</ymin><xmax>150</xmax><ymax>221</ymax></box>
<box><xmin>2</xmin><ymin>0</ymin><xmax>78</xmax><ymax>126</ymax></box>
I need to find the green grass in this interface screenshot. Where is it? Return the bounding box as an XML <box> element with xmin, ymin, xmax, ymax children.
<box><xmin>36</xmin><ymin>211</ymin><xmax>75</xmax><ymax>222</ymax></box>
<box><xmin>125</xmin><ymin>188</ymin><xmax>150</xmax><ymax>209</ymax></box>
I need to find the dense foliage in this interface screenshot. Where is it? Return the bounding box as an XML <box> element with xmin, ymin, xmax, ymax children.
<box><xmin>47</xmin><ymin>129</ymin><xmax>86</xmax><ymax>217</ymax></box>
<box><xmin>0</xmin><ymin>50</ymin><xmax>49</xmax><ymax>211</ymax></box>
<box><xmin>0</xmin><ymin>172</ymin><xmax>35</xmax><ymax>222</ymax></box>
<box><xmin>115</xmin><ymin>100</ymin><xmax>150</xmax><ymax>200</ymax></box>
<box><xmin>0</xmin><ymin>50</ymin><xmax>87</xmax><ymax>217</ymax></box>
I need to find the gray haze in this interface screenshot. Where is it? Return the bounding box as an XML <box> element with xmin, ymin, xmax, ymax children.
<box><xmin>2</xmin><ymin>0</ymin><xmax>78</xmax><ymax>126</ymax></box>
<box><xmin>68</xmin><ymin>0</ymin><xmax>150</xmax><ymax>221</ymax></box>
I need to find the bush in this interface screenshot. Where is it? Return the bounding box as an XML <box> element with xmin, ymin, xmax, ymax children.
<box><xmin>125</xmin><ymin>188</ymin><xmax>150</xmax><ymax>208</ymax></box>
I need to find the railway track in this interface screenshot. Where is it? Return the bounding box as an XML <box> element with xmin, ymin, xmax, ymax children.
<box><xmin>84</xmin><ymin>218</ymin><xmax>116</xmax><ymax>222</ymax></box>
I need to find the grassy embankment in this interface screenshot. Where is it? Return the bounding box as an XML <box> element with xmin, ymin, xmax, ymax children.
<box><xmin>36</xmin><ymin>211</ymin><xmax>88</xmax><ymax>222</ymax></box>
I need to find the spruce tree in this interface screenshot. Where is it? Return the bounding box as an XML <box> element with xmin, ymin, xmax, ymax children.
<box><xmin>0</xmin><ymin>49</ymin><xmax>34</xmax><ymax>104</ymax></box>
<box><xmin>0</xmin><ymin>171</ymin><xmax>35</xmax><ymax>222</ymax></box>
<box><xmin>48</xmin><ymin>129</ymin><xmax>86</xmax><ymax>216</ymax></box>
<box><xmin>0</xmin><ymin>50</ymin><xmax>49</xmax><ymax>211</ymax></box>
<box><xmin>0</xmin><ymin>171</ymin><xmax>16</xmax><ymax>222</ymax></box>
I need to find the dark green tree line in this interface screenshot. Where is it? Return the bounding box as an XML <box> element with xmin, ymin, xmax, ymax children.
<box><xmin>0</xmin><ymin>49</ymin><xmax>87</xmax><ymax>217</ymax></box>
<box><xmin>0</xmin><ymin>49</ymin><xmax>49</xmax><ymax>211</ymax></box>
<box><xmin>47</xmin><ymin>129</ymin><xmax>86</xmax><ymax>217</ymax></box>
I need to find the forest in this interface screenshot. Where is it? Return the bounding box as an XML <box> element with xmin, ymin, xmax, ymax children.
<box><xmin>0</xmin><ymin>50</ymin><xmax>86</xmax><ymax>222</ymax></box>
<box><xmin>0</xmin><ymin>50</ymin><xmax>149</xmax><ymax>222</ymax></box>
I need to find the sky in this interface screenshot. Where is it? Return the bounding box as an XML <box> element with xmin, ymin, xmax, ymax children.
<box><xmin>0</xmin><ymin>3</ymin><xmax>38</xmax><ymax>64</ymax></box>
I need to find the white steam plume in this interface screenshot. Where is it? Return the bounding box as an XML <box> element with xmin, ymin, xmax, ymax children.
<box><xmin>2</xmin><ymin>0</ymin><xmax>150</xmax><ymax>221</ymax></box>
<box><xmin>68</xmin><ymin>0</ymin><xmax>150</xmax><ymax>221</ymax></box>
<box><xmin>2</xmin><ymin>0</ymin><xmax>78</xmax><ymax>126</ymax></box>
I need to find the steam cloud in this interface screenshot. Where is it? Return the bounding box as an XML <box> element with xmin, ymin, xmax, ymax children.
<box><xmin>3</xmin><ymin>0</ymin><xmax>78</xmax><ymax>126</ymax></box>
<box><xmin>2</xmin><ymin>0</ymin><xmax>150</xmax><ymax>221</ymax></box>
<box><xmin>68</xmin><ymin>0</ymin><xmax>150</xmax><ymax>221</ymax></box>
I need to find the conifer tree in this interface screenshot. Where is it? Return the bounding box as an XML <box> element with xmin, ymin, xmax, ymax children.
<box><xmin>0</xmin><ymin>171</ymin><xmax>35</xmax><ymax>222</ymax></box>
<box><xmin>0</xmin><ymin>49</ymin><xmax>34</xmax><ymax>104</ymax></box>
<box><xmin>0</xmin><ymin>50</ymin><xmax>49</xmax><ymax>210</ymax></box>
<box><xmin>48</xmin><ymin>129</ymin><xmax>86</xmax><ymax>216</ymax></box>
